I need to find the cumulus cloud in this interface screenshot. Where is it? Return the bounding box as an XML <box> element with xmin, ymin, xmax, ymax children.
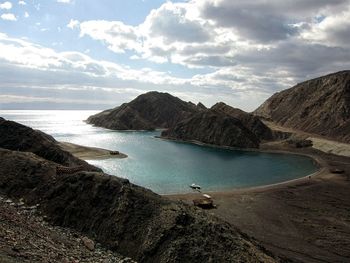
<box><xmin>18</xmin><ymin>1</ymin><xmax>26</xmax><ymax>5</ymax></box>
<box><xmin>79</xmin><ymin>20</ymin><xmax>142</xmax><ymax>53</ymax></box>
<box><xmin>1</xmin><ymin>13</ymin><xmax>16</xmax><ymax>21</ymax></box>
<box><xmin>144</xmin><ymin>2</ymin><xmax>212</xmax><ymax>43</ymax></box>
<box><xmin>2</xmin><ymin>0</ymin><xmax>350</xmax><ymax>110</ymax></box>
<box><xmin>76</xmin><ymin>0</ymin><xmax>350</xmax><ymax>74</ymax></box>
<box><xmin>0</xmin><ymin>1</ymin><xmax>11</xmax><ymax>9</ymax></box>
<box><xmin>301</xmin><ymin>8</ymin><xmax>350</xmax><ymax>48</ymax></box>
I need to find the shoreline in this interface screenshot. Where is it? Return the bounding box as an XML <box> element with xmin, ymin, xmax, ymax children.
<box><xmin>58</xmin><ymin>141</ymin><xmax>127</xmax><ymax>160</ymax></box>
<box><xmin>163</xmin><ymin>146</ymin><xmax>326</xmax><ymax>197</ymax></box>
<box><xmin>165</xmin><ymin>139</ymin><xmax>350</xmax><ymax>262</ymax></box>
<box><xmin>159</xmin><ymin>136</ymin><xmax>326</xmax><ymax>196</ymax></box>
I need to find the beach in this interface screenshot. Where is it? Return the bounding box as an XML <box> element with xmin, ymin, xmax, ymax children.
<box><xmin>166</xmin><ymin>138</ymin><xmax>350</xmax><ymax>262</ymax></box>
<box><xmin>58</xmin><ymin>141</ymin><xmax>127</xmax><ymax>160</ymax></box>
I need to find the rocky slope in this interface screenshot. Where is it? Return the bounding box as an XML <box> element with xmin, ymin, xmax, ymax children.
<box><xmin>0</xmin><ymin>195</ymin><xmax>133</xmax><ymax>263</ymax></box>
<box><xmin>212</xmin><ymin>102</ymin><xmax>273</xmax><ymax>140</ymax></box>
<box><xmin>161</xmin><ymin>109</ymin><xmax>260</xmax><ymax>148</ymax></box>
<box><xmin>0</xmin><ymin>118</ymin><xmax>99</xmax><ymax>171</ymax></box>
<box><xmin>254</xmin><ymin>70</ymin><xmax>350</xmax><ymax>143</ymax></box>
<box><xmin>0</xmin><ymin>149</ymin><xmax>277</xmax><ymax>262</ymax></box>
<box><xmin>0</xmin><ymin>120</ymin><xmax>277</xmax><ymax>262</ymax></box>
<box><xmin>87</xmin><ymin>91</ymin><xmax>201</xmax><ymax>130</ymax></box>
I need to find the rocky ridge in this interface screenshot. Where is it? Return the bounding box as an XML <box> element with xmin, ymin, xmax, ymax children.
<box><xmin>254</xmin><ymin>70</ymin><xmax>350</xmax><ymax>143</ymax></box>
<box><xmin>161</xmin><ymin>108</ymin><xmax>260</xmax><ymax>148</ymax></box>
<box><xmin>86</xmin><ymin>91</ymin><xmax>201</xmax><ymax>130</ymax></box>
<box><xmin>211</xmin><ymin>102</ymin><xmax>273</xmax><ymax>140</ymax></box>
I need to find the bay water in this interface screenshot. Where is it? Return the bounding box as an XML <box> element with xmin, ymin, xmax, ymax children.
<box><xmin>0</xmin><ymin>110</ymin><xmax>318</xmax><ymax>194</ymax></box>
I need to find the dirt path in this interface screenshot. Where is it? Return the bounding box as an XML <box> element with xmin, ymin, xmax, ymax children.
<box><xmin>264</xmin><ymin>120</ymin><xmax>350</xmax><ymax>157</ymax></box>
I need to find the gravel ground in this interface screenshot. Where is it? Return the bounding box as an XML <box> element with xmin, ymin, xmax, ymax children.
<box><xmin>0</xmin><ymin>195</ymin><xmax>136</xmax><ymax>263</ymax></box>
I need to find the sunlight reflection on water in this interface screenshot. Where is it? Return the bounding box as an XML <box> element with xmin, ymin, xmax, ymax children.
<box><xmin>1</xmin><ymin>110</ymin><xmax>318</xmax><ymax>194</ymax></box>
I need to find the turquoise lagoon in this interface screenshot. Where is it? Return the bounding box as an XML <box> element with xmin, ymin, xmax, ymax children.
<box><xmin>0</xmin><ymin>110</ymin><xmax>318</xmax><ymax>194</ymax></box>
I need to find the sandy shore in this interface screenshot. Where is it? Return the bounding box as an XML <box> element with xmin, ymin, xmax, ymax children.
<box><xmin>58</xmin><ymin>141</ymin><xmax>127</xmax><ymax>160</ymax></box>
<box><xmin>166</xmin><ymin>135</ymin><xmax>350</xmax><ymax>262</ymax></box>
<box><xmin>310</xmin><ymin>137</ymin><xmax>350</xmax><ymax>157</ymax></box>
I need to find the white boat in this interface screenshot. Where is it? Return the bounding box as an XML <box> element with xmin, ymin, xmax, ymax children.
<box><xmin>190</xmin><ymin>183</ymin><xmax>201</xmax><ymax>190</ymax></box>
<box><xmin>202</xmin><ymin>194</ymin><xmax>212</xmax><ymax>199</ymax></box>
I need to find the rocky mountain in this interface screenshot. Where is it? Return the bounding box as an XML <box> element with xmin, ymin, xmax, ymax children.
<box><xmin>0</xmin><ymin>121</ymin><xmax>278</xmax><ymax>262</ymax></box>
<box><xmin>212</xmin><ymin>102</ymin><xmax>273</xmax><ymax>140</ymax></box>
<box><xmin>161</xmin><ymin>109</ymin><xmax>260</xmax><ymax>148</ymax></box>
<box><xmin>254</xmin><ymin>70</ymin><xmax>350</xmax><ymax>143</ymax></box>
<box><xmin>0</xmin><ymin>118</ymin><xmax>99</xmax><ymax>171</ymax></box>
<box><xmin>87</xmin><ymin>91</ymin><xmax>201</xmax><ymax>130</ymax></box>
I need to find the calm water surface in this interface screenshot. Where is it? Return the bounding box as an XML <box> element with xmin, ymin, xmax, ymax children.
<box><xmin>1</xmin><ymin>110</ymin><xmax>318</xmax><ymax>194</ymax></box>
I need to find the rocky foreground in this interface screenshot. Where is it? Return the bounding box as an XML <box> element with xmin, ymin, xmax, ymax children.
<box><xmin>255</xmin><ymin>70</ymin><xmax>350</xmax><ymax>143</ymax></box>
<box><xmin>0</xmin><ymin>119</ymin><xmax>278</xmax><ymax>262</ymax></box>
<box><xmin>0</xmin><ymin>195</ymin><xmax>134</xmax><ymax>263</ymax></box>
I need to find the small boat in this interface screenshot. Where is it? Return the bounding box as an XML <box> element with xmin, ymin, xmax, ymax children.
<box><xmin>190</xmin><ymin>183</ymin><xmax>201</xmax><ymax>190</ymax></box>
<box><xmin>202</xmin><ymin>194</ymin><xmax>212</xmax><ymax>199</ymax></box>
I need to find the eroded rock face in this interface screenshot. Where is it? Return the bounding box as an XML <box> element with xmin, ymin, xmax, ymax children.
<box><xmin>0</xmin><ymin>118</ymin><xmax>99</xmax><ymax>171</ymax></box>
<box><xmin>161</xmin><ymin>109</ymin><xmax>260</xmax><ymax>148</ymax></box>
<box><xmin>0</xmin><ymin>149</ymin><xmax>277</xmax><ymax>263</ymax></box>
<box><xmin>254</xmin><ymin>70</ymin><xmax>350</xmax><ymax>143</ymax></box>
<box><xmin>211</xmin><ymin>102</ymin><xmax>273</xmax><ymax>140</ymax></box>
<box><xmin>86</xmin><ymin>91</ymin><xmax>200</xmax><ymax>130</ymax></box>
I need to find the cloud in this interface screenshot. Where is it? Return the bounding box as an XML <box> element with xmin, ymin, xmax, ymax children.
<box><xmin>1</xmin><ymin>13</ymin><xmax>16</xmax><ymax>21</ymax></box>
<box><xmin>75</xmin><ymin>0</ymin><xmax>350</xmax><ymax>72</ymax></box>
<box><xmin>144</xmin><ymin>2</ymin><xmax>212</xmax><ymax>43</ymax></box>
<box><xmin>24</xmin><ymin>11</ymin><xmax>29</xmax><ymax>18</ymax></box>
<box><xmin>79</xmin><ymin>20</ymin><xmax>142</xmax><ymax>53</ymax></box>
<box><xmin>301</xmin><ymin>8</ymin><xmax>350</xmax><ymax>48</ymax></box>
<box><xmin>0</xmin><ymin>1</ymin><xmax>12</xmax><ymax>9</ymax></box>
<box><xmin>67</xmin><ymin>19</ymin><xmax>79</xmax><ymax>29</ymax></box>
<box><xmin>77</xmin><ymin>2</ymin><xmax>230</xmax><ymax>65</ymax></box>
<box><xmin>2</xmin><ymin>0</ymin><xmax>350</xmax><ymax>111</ymax></box>
<box><xmin>199</xmin><ymin>0</ymin><xmax>350</xmax><ymax>43</ymax></box>
<box><xmin>57</xmin><ymin>0</ymin><xmax>72</xmax><ymax>3</ymax></box>
<box><xmin>0</xmin><ymin>33</ymin><xmax>189</xmax><ymax>87</ymax></box>
<box><xmin>18</xmin><ymin>1</ymin><xmax>26</xmax><ymax>5</ymax></box>
<box><xmin>0</xmin><ymin>94</ymin><xmax>117</xmax><ymax>105</ymax></box>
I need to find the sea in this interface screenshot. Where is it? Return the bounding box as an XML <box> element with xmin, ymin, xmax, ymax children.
<box><xmin>0</xmin><ymin>110</ymin><xmax>318</xmax><ymax>194</ymax></box>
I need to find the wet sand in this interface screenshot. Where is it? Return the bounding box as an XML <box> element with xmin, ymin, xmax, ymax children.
<box><xmin>58</xmin><ymin>141</ymin><xmax>127</xmax><ymax>160</ymax></box>
<box><xmin>167</xmin><ymin>139</ymin><xmax>350</xmax><ymax>262</ymax></box>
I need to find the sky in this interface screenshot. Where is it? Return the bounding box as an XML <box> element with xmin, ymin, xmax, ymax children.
<box><xmin>0</xmin><ymin>0</ymin><xmax>350</xmax><ymax>111</ymax></box>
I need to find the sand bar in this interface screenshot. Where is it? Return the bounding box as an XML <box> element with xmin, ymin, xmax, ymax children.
<box><xmin>58</xmin><ymin>141</ymin><xmax>127</xmax><ymax>160</ymax></box>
